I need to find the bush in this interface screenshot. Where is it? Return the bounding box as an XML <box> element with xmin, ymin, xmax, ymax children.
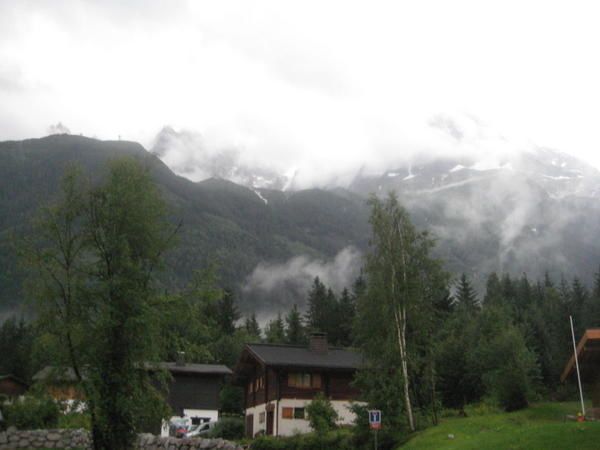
<box><xmin>249</xmin><ymin>429</ymin><xmax>355</xmax><ymax>450</ymax></box>
<box><xmin>209</xmin><ymin>416</ymin><xmax>245</xmax><ymax>440</ymax></box>
<box><xmin>2</xmin><ymin>395</ymin><xmax>60</xmax><ymax>429</ymax></box>
<box><xmin>58</xmin><ymin>412</ymin><xmax>91</xmax><ymax>430</ymax></box>
<box><xmin>305</xmin><ymin>393</ymin><xmax>338</xmax><ymax>435</ymax></box>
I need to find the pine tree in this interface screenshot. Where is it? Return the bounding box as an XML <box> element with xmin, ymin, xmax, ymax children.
<box><xmin>285</xmin><ymin>305</ymin><xmax>306</xmax><ymax>345</ymax></box>
<box><xmin>483</xmin><ymin>272</ymin><xmax>503</xmax><ymax>306</ymax></box>
<box><xmin>265</xmin><ymin>313</ymin><xmax>286</xmax><ymax>343</ymax></box>
<box><xmin>244</xmin><ymin>314</ymin><xmax>262</xmax><ymax>341</ymax></box>
<box><xmin>216</xmin><ymin>289</ymin><xmax>240</xmax><ymax>335</ymax></box>
<box><xmin>336</xmin><ymin>288</ymin><xmax>356</xmax><ymax>347</ymax></box>
<box><xmin>455</xmin><ymin>273</ymin><xmax>479</xmax><ymax>311</ymax></box>
<box><xmin>305</xmin><ymin>277</ymin><xmax>329</xmax><ymax>332</ymax></box>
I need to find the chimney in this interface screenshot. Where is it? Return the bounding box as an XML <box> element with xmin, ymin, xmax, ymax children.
<box><xmin>176</xmin><ymin>351</ymin><xmax>186</xmax><ymax>367</ymax></box>
<box><xmin>309</xmin><ymin>332</ymin><xmax>328</xmax><ymax>354</ymax></box>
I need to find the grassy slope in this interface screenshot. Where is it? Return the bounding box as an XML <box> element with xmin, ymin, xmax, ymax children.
<box><xmin>401</xmin><ymin>402</ymin><xmax>600</xmax><ymax>450</ymax></box>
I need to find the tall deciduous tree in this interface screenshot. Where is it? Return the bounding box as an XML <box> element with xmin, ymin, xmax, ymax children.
<box><xmin>357</xmin><ymin>192</ymin><xmax>445</xmax><ymax>431</ymax></box>
<box><xmin>26</xmin><ymin>159</ymin><xmax>176</xmax><ymax>450</ymax></box>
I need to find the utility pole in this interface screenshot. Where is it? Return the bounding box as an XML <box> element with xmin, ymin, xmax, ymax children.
<box><xmin>570</xmin><ymin>315</ymin><xmax>586</xmax><ymax>417</ymax></box>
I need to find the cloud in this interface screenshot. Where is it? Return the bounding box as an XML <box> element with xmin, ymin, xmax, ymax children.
<box><xmin>242</xmin><ymin>246</ymin><xmax>362</xmax><ymax>315</ymax></box>
<box><xmin>1</xmin><ymin>0</ymin><xmax>600</xmax><ymax>181</ymax></box>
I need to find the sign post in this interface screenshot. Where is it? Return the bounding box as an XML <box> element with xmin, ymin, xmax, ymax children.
<box><xmin>368</xmin><ymin>410</ymin><xmax>382</xmax><ymax>450</ymax></box>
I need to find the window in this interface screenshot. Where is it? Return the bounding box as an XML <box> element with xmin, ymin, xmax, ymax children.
<box><xmin>282</xmin><ymin>407</ymin><xmax>307</xmax><ymax>420</ymax></box>
<box><xmin>294</xmin><ymin>408</ymin><xmax>305</xmax><ymax>419</ymax></box>
<box><xmin>288</xmin><ymin>372</ymin><xmax>322</xmax><ymax>389</ymax></box>
<box><xmin>259</xmin><ymin>412</ymin><xmax>265</xmax><ymax>423</ymax></box>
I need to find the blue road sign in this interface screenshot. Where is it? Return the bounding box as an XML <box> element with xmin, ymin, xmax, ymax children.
<box><xmin>368</xmin><ymin>410</ymin><xmax>381</xmax><ymax>429</ymax></box>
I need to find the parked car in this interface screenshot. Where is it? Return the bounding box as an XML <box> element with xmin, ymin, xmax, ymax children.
<box><xmin>185</xmin><ymin>420</ymin><xmax>217</xmax><ymax>438</ymax></box>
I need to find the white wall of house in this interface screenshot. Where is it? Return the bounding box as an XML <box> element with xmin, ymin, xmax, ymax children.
<box><xmin>245</xmin><ymin>399</ymin><xmax>365</xmax><ymax>437</ymax></box>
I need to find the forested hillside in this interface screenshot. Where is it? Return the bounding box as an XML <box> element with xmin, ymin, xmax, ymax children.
<box><xmin>0</xmin><ymin>135</ymin><xmax>370</xmax><ymax>315</ymax></box>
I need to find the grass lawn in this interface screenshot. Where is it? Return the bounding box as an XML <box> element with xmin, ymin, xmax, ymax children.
<box><xmin>400</xmin><ymin>402</ymin><xmax>600</xmax><ymax>450</ymax></box>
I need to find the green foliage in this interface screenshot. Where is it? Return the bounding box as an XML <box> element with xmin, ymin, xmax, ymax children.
<box><xmin>58</xmin><ymin>412</ymin><xmax>91</xmax><ymax>430</ymax></box>
<box><xmin>285</xmin><ymin>305</ymin><xmax>306</xmax><ymax>345</ymax></box>
<box><xmin>208</xmin><ymin>416</ymin><xmax>245</xmax><ymax>440</ymax></box>
<box><xmin>480</xmin><ymin>326</ymin><xmax>539</xmax><ymax>411</ymax></box>
<box><xmin>355</xmin><ymin>192</ymin><xmax>449</xmax><ymax>433</ymax></box>
<box><xmin>220</xmin><ymin>385</ymin><xmax>244</xmax><ymax>415</ymax></box>
<box><xmin>249</xmin><ymin>429</ymin><xmax>355</xmax><ymax>450</ymax></box>
<box><xmin>0</xmin><ymin>317</ymin><xmax>34</xmax><ymax>381</ymax></box>
<box><xmin>305</xmin><ymin>393</ymin><xmax>339</xmax><ymax>435</ymax></box>
<box><xmin>1</xmin><ymin>395</ymin><xmax>60</xmax><ymax>429</ymax></box>
<box><xmin>455</xmin><ymin>273</ymin><xmax>479</xmax><ymax>311</ymax></box>
<box><xmin>244</xmin><ymin>314</ymin><xmax>262</xmax><ymax>340</ymax></box>
<box><xmin>265</xmin><ymin>314</ymin><xmax>286</xmax><ymax>343</ymax></box>
<box><xmin>25</xmin><ymin>159</ymin><xmax>174</xmax><ymax>450</ymax></box>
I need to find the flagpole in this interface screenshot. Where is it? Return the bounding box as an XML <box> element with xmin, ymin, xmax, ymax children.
<box><xmin>570</xmin><ymin>315</ymin><xmax>586</xmax><ymax>417</ymax></box>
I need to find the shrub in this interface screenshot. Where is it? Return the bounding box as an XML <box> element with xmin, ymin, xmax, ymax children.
<box><xmin>305</xmin><ymin>393</ymin><xmax>338</xmax><ymax>435</ymax></box>
<box><xmin>2</xmin><ymin>395</ymin><xmax>60</xmax><ymax>429</ymax></box>
<box><xmin>58</xmin><ymin>412</ymin><xmax>91</xmax><ymax>430</ymax></box>
<box><xmin>209</xmin><ymin>416</ymin><xmax>245</xmax><ymax>440</ymax></box>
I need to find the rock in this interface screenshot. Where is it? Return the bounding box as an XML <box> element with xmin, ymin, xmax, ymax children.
<box><xmin>47</xmin><ymin>432</ymin><xmax>61</xmax><ymax>441</ymax></box>
<box><xmin>0</xmin><ymin>432</ymin><xmax>7</xmax><ymax>444</ymax></box>
<box><xmin>448</xmin><ymin>433</ymin><xmax>455</xmax><ymax>439</ymax></box>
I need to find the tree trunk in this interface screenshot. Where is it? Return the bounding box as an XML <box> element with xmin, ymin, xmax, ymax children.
<box><xmin>394</xmin><ymin>308</ymin><xmax>415</xmax><ymax>431</ymax></box>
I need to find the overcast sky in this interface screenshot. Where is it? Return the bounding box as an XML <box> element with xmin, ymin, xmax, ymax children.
<box><xmin>2</xmin><ymin>0</ymin><xmax>600</xmax><ymax>183</ymax></box>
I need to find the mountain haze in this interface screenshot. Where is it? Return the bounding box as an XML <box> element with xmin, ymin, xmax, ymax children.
<box><xmin>2</xmin><ymin>134</ymin><xmax>600</xmax><ymax>318</ymax></box>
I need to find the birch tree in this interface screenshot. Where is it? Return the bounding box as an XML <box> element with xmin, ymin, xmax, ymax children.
<box><xmin>359</xmin><ymin>192</ymin><xmax>444</xmax><ymax>432</ymax></box>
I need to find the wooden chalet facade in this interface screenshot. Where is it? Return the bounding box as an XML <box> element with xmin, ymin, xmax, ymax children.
<box><xmin>234</xmin><ymin>333</ymin><xmax>363</xmax><ymax>437</ymax></box>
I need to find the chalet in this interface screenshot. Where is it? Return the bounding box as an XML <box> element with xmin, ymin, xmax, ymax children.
<box><xmin>0</xmin><ymin>374</ymin><xmax>28</xmax><ymax>399</ymax></box>
<box><xmin>234</xmin><ymin>333</ymin><xmax>363</xmax><ymax>437</ymax></box>
<box><xmin>561</xmin><ymin>328</ymin><xmax>600</xmax><ymax>418</ymax></box>
<box><xmin>33</xmin><ymin>360</ymin><xmax>232</xmax><ymax>435</ymax></box>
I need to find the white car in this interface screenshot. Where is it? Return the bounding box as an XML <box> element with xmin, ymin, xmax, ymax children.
<box><xmin>185</xmin><ymin>421</ymin><xmax>217</xmax><ymax>438</ymax></box>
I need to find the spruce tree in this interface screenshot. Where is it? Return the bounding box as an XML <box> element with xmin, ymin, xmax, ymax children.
<box><xmin>244</xmin><ymin>314</ymin><xmax>262</xmax><ymax>340</ymax></box>
<box><xmin>265</xmin><ymin>313</ymin><xmax>286</xmax><ymax>343</ymax></box>
<box><xmin>285</xmin><ymin>305</ymin><xmax>306</xmax><ymax>345</ymax></box>
<box><xmin>216</xmin><ymin>289</ymin><xmax>240</xmax><ymax>335</ymax></box>
<box><xmin>455</xmin><ymin>273</ymin><xmax>479</xmax><ymax>311</ymax></box>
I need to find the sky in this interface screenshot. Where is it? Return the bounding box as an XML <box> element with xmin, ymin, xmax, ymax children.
<box><xmin>2</xmin><ymin>0</ymin><xmax>600</xmax><ymax>186</ymax></box>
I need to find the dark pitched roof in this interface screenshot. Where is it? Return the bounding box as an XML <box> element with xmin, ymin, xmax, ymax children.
<box><xmin>0</xmin><ymin>374</ymin><xmax>29</xmax><ymax>387</ymax></box>
<box><xmin>33</xmin><ymin>366</ymin><xmax>80</xmax><ymax>382</ymax></box>
<box><xmin>34</xmin><ymin>363</ymin><xmax>232</xmax><ymax>382</ymax></box>
<box><xmin>245</xmin><ymin>343</ymin><xmax>363</xmax><ymax>370</ymax></box>
<box><xmin>153</xmin><ymin>362</ymin><xmax>232</xmax><ymax>376</ymax></box>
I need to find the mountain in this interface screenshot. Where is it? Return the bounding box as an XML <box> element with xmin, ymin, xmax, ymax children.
<box><xmin>348</xmin><ymin>148</ymin><xmax>600</xmax><ymax>288</ymax></box>
<box><xmin>0</xmin><ymin>135</ymin><xmax>370</xmax><ymax>317</ymax></box>
<box><xmin>2</xmin><ymin>135</ymin><xmax>600</xmax><ymax>319</ymax></box>
<box><xmin>151</xmin><ymin>126</ymin><xmax>289</xmax><ymax>189</ymax></box>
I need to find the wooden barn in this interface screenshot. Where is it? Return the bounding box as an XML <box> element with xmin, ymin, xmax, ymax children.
<box><xmin>234</xmin><ymin>333</ymin><xmax>364</xmax><ymax>437</ymax></box>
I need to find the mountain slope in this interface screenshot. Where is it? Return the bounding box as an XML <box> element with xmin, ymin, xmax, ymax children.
<box><xmin>0</xmin><ymin>135</ymin><xmax>370</xmax><ymax>315</ymax></box>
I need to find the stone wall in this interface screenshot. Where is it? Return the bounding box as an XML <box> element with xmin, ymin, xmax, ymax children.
<box><xmin>0</xmin><ymin>428</ymin><xmax>245</xmax><ymax>450</ymax></box>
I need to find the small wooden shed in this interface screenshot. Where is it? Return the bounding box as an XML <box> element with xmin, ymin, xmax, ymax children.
<box><xmin>0</xmin><ymin>374</ymin><xmax>29</xmax><ymax>398</ymax></box>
